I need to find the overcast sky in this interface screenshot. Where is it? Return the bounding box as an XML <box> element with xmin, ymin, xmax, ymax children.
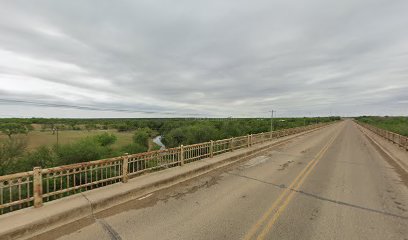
<box><xmin>0</xmin><ymin>0</ymin><xmax>407</xmax><ymax>118</ymax></box>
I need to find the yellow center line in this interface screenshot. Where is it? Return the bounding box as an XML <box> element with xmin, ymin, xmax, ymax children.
<box><xmin>256</xmin><ymin>130</ymin><xmax>339</xmax><ymax>240</ymax></box>
<box><xmin>243</xmin><ymin>125</ymin><xmax>342</xmax><ymax>240</ymax></box>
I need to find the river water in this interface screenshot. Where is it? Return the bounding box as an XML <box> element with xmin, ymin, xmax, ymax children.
<box><xmin>152</xmin><ymin>136</ymin><xmax>166</xmax><ymax>150</ymax></box>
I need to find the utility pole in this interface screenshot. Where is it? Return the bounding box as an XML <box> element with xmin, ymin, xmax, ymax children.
<box><xmin>56</xmin><ymin>127</ymin><xmax>59</xmax><ymax>147</ymax></box>
<box><xmin>270</xmin><ymin>110</ymin><xmax>275</xmax><ymax>133</ymax></box>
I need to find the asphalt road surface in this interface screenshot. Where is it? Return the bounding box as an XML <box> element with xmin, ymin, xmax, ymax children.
<box><xmin>40</xmin><ymin>120</ymin><xmax>408</xmax><ymax>240</ymax></box>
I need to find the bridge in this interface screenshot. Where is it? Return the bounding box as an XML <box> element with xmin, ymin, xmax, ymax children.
<box><xmin>0</xmin><ymin>120</ymin><xmax>407</xmax><ymax>239</ymax></box>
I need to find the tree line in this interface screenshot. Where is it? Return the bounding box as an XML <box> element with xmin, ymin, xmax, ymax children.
<box><xmin>0</xmin><ymin>117</ymin><xmax>340</xmax><ymax>175</ymax></box>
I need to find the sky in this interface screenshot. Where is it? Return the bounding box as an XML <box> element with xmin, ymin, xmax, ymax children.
<box><xmin>0</xmin><ymin>0</ymin><xmax>407</xmax><ymax>118</ymax></box>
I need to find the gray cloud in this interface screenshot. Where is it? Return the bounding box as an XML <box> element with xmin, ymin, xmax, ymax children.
<box><xmin>0</xmin><ymin>0</ymin><xmax>407</xmax><ymax>118</ymax></box>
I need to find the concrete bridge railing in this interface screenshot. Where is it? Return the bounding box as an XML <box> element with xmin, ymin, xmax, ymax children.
<box><xmin>0</xmin><ymin>123</ymin><xmax>330</xmax><ymax>215</ymax></box>
<box><xmin>356</xmin><ymin>121</ymin><xmax>408</xmax><ymax>151</ymax></box>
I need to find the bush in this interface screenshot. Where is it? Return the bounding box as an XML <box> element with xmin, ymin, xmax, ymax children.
<box><xmin>54</xmin><ymin>138</ymin><xmax>108</xmax><ymax>165</ymax></box>
<box><xmin>117</xmin><ymin>124</ymin><xmax>129</xmax><ymax>132</ymax></box>
<box><xmin>19</xmin><ymin>146</ymin><xmax>57</xmax><ymax>170</ymax></box>
<box><xmin>133</xmin><ymin>129</ymin><xmax>150</xmax><ymax>148</ymax></box>
<box><xmin>85</xmin><ymin>124</ymin><xmax>97</xmax><ymax>131</ymax></box>
<box><xmin>0</xmin><ymin>138</ymin><xmax>27</xmax><ymax>175</ymax></box>
<box><xmin>94</xmin><ymin>133</ymin><xmax>117</xmax><ymax>146</ymax></box>
<box><xmin>163</xmin><ymin>128</ymin><xmax>186</xmax><ymax>147</ymax></box>
<box><xmin>121</xmin><ymin>143</ymin><xmax>147</xmax><ymax>154</ymax></box>
<box><xmin>163</xmin><ymin>124</ymin><xmax>220</xmax><ymax>147</ymax></box>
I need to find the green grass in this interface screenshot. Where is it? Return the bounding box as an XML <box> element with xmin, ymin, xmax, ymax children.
<box><xmin>0</xmin><ymin>129</ymin><xmax>134</xmax><ymax>151</ymax></box>
<box><xmin>356</xmin><ymin>116</ymin><xmax>408</xmax><ymax>137</ymax></box>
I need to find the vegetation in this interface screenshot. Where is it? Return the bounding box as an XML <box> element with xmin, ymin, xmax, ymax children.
<box><xmin>0</xmin><ymin>138</ymin><xmax>27</xmax><ymax>175</ymax></box>
<box><xmin>0</xmin><ymin>117</ymin><xmax>340</xmax><ymax>175</ymax></box>
<box><xmin>0</xmin><ymin>123</ymin><xmax>30</xmax><ymax>139</ymax></box>
<box><xmin>356</xmin><ymin>116</ymin><xmax>408</xmax><ymax>137</ymax></box>
<box><xmin>161</xmin><ymin>117</ymin><xmax>339</xmax><ymax>147</ymax></box>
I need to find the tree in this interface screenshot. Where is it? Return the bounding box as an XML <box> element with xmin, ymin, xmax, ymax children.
<box><xmin>0</xmin><ymin>138</ymin><xmax>27</xmax><ymax>175</ymax></box>
<box><xmin>117</xmin><ymin>124</ymin><xmax>129</xmax><ymax>132</ymax></box>
<box><xmin>133</xmin><ymin>129</ymin><xmax>150</xmax><ymax>148</ymax></box>
<box><xmin>85</xmin><ymin>124</ymin><xmax>97</xmax><ymax>132</ymax></box>
<box><xmin>0</xmin><ymin>123</ymin><xmax>29</xmax><ymax>139</ymax></box>
<box><xmin>19</xmin><ymin>146</ymin><xmax>57</xmax><ymax>170</ymax></box>
<box><xmin>163</xmin><ymin>128</ymin><xmax>187</xmax><ymax>147</ymax></box>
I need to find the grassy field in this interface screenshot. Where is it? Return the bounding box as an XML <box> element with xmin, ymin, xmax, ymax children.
<box><xmin>0</xmin><ymin>130</ymin><xmax>134</xmax><ymax>151</ymax></box>
<box><xmin>356</xmin><ymin>116</ymin><xmax>408</xmax><ymax>137</ymax></box>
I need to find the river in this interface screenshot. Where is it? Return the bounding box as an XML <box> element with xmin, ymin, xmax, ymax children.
<box><xmin>152</xmin><ymin>135</ymin><xmax>166</xmax><ymax>150</ymax></box>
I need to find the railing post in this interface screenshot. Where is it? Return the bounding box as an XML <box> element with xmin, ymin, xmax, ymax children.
<box><xmin>399</xmin><ymin>135</ymin><xmax>402</xmax><ymax>147</ymax></box>
<box><xmin>210</xmin><ymin>140</ymin><xmax>214</xmax><ymax>158</ymax></box>
<box><xmin>247</xmin><ymin>135</ymin><xmax>250</xmax><ymax>148</ymax></box>
<box><xmin>180</xmin><ymin>145</ymin><xmax>184</xmax><ymax>166</ymax></box>
<box><xmin>230</xmin><ymin>137</ymin><xmax>234</xmax><ymax>152</ymax></box>
<box><xmin>33</xmin><ymin>167</ymin><xmax>43</xmax><ymax>208</ymax></box>
<box><xmin>405</xmin><ymin>136</ymin><xmax>408</xmax><ymax>151</ymax></box>
<box><xmin>122</xmin><ymin>153</ymin><xmax>129</xmax><ymax>183</ymax></box>
<box><xmin>250</xmin><ymin>134</ymin><xmax>253</xmax><ymax>146</ymax></box>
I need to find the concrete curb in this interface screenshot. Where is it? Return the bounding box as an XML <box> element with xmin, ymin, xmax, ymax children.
<box><xmin>0</xmin><ymin>124</ymin><xmax>332</xmax><ymax>240</ymax></box>
<box><xmin>356</xmin><ymin>124</ymin><xmax>408</xmax><ymax>173</ymax></box>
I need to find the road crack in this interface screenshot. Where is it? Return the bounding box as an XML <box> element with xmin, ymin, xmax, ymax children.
<box><xmin>80</xmin><ymin>192</ymin><xmax>122</xmax><ymax>240</ymax></box>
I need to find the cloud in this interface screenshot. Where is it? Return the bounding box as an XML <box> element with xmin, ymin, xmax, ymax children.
<box><xmin>0</xmin><ymin>0</ymin><xmax>407</xmax><ymax>118</ymax></box>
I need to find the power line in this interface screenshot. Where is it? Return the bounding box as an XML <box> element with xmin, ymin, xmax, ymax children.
<box><xmin>0</xmin><ymin>98</ymin><xmax>207</xmax><ymax>116</ymax></box>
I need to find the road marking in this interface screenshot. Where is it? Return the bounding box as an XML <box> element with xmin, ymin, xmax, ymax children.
<box><xmin>256</xmin><ymin>131</ymin><xmax>339</xmax><ymax>240</ymax></box>
<box><xmin>243</xmin><ymin>126</ymin><xmax>341</xmax><ymax>240</ymax></box>
<box><xmin>138</xmin><ymin>193</ymin><xmax>153</xmax><ymax>200</ymax></box>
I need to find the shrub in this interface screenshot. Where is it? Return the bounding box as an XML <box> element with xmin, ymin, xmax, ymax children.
<box><xmin>163</xmin><ymin>128</ymin><xmax>186</xmax><ymax>147</ymax></box>
<box><xmin>133</xmin><ymin>129</ymin><xmax>150</xmax><ymax>148</ymax></box>
<box><xmin>85</xmin><ymin>124</ymin><xmax>97</xmax><ymax>131</ymax></box>
<box><xmin>94</xmin><ymin>133</ymin><xmax>117</xmax><ymax>146</ymax></box>
<box><xmin>117</xmin><ymin>124</ymin><xmax>129</xmax><ymax>132</ymax></box>
<box><xmin>19</xmin><ymin>146</ymin><xmax>57</xmax><ymax>170</ymax></box>
<box><xmin>0</xmin><ymin>138</ymin><xmax>27</xmax><ymax>175</ymax></box>
<box><xmin>54</xmin><ymin>138</ymin><xmax>108</xmax><ymax>165</ymax></box>
<box><xmin>121</xmin><ymin>143</ymin><xmax>147</xmax><ymax>154</ymax></box>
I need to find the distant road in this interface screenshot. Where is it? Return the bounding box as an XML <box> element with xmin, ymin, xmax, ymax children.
<box><xmin>40</xmin><ymin>120</ymin><xmax>408</xmax><ymax>240</ymax></box>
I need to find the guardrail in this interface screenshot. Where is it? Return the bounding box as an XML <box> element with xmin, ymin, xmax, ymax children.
<box><xmin>0</xmin><ymin>122</ymin><xmax>332</xmax><ymax>215</ymax></box>
<box><xmin>356</xmin><ymin>121</ymin><xmax>408</xmax><ymax>151</ymax></box>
